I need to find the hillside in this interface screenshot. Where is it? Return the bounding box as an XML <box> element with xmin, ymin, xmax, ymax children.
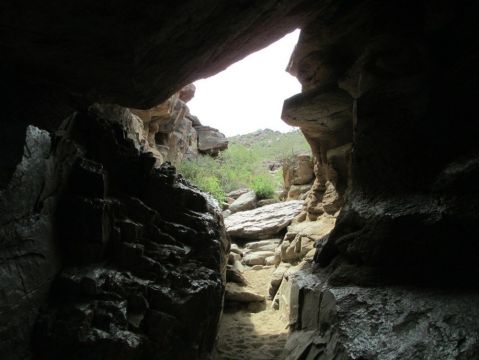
<box><xmin>178</xmin><ymin>129</ymin><xmax>311</xmax><ymax>202</ymax></box>
<box><xmin>228</xmin><ymin>129</ymin><xmax>311</xmax><ymax>160</ymax></box>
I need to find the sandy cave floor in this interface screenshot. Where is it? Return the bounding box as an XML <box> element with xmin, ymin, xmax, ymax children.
<box><xmin>212</xmin><ymin>266</ymin><xmax>289</xmax><ymax>360</ymax></box>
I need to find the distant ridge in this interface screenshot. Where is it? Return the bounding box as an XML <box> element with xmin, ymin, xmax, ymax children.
<box><xmin>228</xmin><ymin>128</ymin><xmax>310</xmax><ymax>161</ymax></box>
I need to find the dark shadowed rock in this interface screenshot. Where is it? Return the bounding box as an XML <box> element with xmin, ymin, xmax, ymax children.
<box><xmin>281</xmin><ymin>266</ymin><xmax>479</xmax><ymax>360</ymax></box>
<box><xmin>29</xmin><ymin>105</ymin><xmax>228</xmax><ymax>360</ymax></box>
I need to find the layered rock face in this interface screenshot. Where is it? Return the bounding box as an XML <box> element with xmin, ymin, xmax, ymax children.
<box><xmin>283</xmin><ymin>0</ymin><xmax>479</xmax><ymax>283</ymax></box>
<box><xmin>281</xmin><ymin>266</ymin><xmax>479</xmax><ymax>360</ymax></box>
<box><xmin>282</xmin><ymin>154</ymin><xmax>315</xmax><ymax>203</ymax></box>
<box><xmin>131</xmin><ymin>84</ymin><xmax>228</xmax><ymax>164</ymax></box>
<box><xmin>33</xmin><ymin>105</ymin><xmax>228</xmax><ymax>360</ymax></box>
<box><xmin>0</xmin><ymin>105</ymin><xmax>228</xmax><ymax>360</ymax></box>
<box><xmin>277</xmin><ymin>1</ymin><xmax>479</xmax><ymax>359</ymax></box>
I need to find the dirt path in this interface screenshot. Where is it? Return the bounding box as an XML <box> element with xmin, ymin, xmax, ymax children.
<box><xmin>212</xmin><ymin>266</ymin><xmax>288</xmax><ymax>360</ymax></box>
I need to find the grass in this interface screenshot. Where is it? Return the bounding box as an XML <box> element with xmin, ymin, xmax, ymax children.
<box><xmin>178</xmin><ymin>129</ymin><xmax>311</xmax><ymax>202</ymax></box>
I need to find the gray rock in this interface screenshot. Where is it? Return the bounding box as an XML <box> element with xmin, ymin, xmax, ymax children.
<box><xmin>268</xmin><ymin>263</ymin><xmax>291</xmax><ymax>298</ymax></box>
<box><xmin>230</xmin><ymin>243</ymin><xmax>243</xmax><ymax>257</ymax></box>
<box><xmin>280</xmin><ymin>266</ymin><xmax>479</xmax><ymax>360</ymax></box>
<box><xmin>0</xmin><ymin>126</ymin><xmax>58</xmax><ymax>360</ymax></box>
<box><xmin>229</xmin><ymin>190</ymin><xmax>257</xmax><ymax>213</ymax></box>
<box><xmin>225</xmin><ymin>200</ymin><xmax>303</xmax><ymax>239</ymax></box>
<box><xmin>243</xmin><ymin>251</ymin><xmax>275</xmax><ymax>266</ymax></box>
<box><xmin>251</xmin><ymin>265</ymin><xmax>264</xmax><ymax>270</ymax></box>
<box><xmin>257</xmin><ymin>198</ymin><xmax>279</xmax><ymax>207</ymax></box>
<box><xmin>225</xmin><ymin>283</ymin><xmax>265</xmax><ymax>303</ymax></box>
<box><xmin>226</xmin><ymin>188</ymin><xmax>250</xmax><ymax>199</ymax></box>
<box><xmin>226</xmin><ymin>266</ymin><xmax>248</xmax><ymax>286</ymax></box>
<box><xmin>264</xmin><ymin>256</ymin><xmax>277</xmax><ymax>266</ymax></box>
<box><xmin>232</xmin><ymin>260</ymin><xmax>245</xmax><ymax>273</ymax></box>
<box><xmin>244</xmin><ymin>239</ymin><xmax>280</xmax><ymax>252</ymax></box>
<box><xmin>196</xmin><ymin>125</ymin><xmax>228</xmax><ymax>156</ymax></box>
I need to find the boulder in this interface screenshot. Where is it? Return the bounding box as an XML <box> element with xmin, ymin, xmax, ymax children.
<box><xmin>226</xmin><ymin>266</ymin><xmax>248</xmax><ymax>286</ymax></box>
<box><xmin>244</xmin><ymin>239</ymin><xmax>280</xmax><ymax>252</ymax></box>
<box><xmin>265</xmin><ymin>256</ymin><xmax>277</xmax><ymax>266</ymax></box>
<box><xmin>195</xmin><ymin>125</ymin><xmax>228</xmax><ymax>156</ymax></box>
<box><xmin>225</xmin><ymin>283</ymin><xmax>265</xmax><ymax>303</ymax></box>
<box><xmin>227</xmin><ymin>188</ymin><xmax>250</xmax><ymax>199</ymax></box>
<box><xmin>225</xmin><ymin>200</ymin><xmax>304</xmax><ymax>240</ymax></box>
<box><xmin>229</xmin><ymin>191</ymin><xmax>257</xmax><ymax>213</ymax></box>
<box><xmin>243</xmin><ymin>251</ymin><xmax>275</xmax><ymax>266</ymax></box>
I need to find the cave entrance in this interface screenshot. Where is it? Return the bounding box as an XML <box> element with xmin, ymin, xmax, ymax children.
<box><xmin>149</xmin><ymin>29</ymin><xmax>320</xmax><ymax>360</ymax></box>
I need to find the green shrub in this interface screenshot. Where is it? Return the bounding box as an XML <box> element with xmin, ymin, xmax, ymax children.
<box><xmin>195</xmin><ymin>176</ymin><xmax>225</xmax><ymax>203</ymax></box>
<box><xmin>177</xmin><ymin>130</ymin><xmax>311</xmax><ymax>204</ymax></box>
<box><xmin>251</xmin><ymin>175</ymin><xmax>275</xmax><ymax>199</ymax></box>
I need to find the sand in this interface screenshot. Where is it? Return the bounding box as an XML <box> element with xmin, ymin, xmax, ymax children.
<box><xmin>212</xmin><ymin>266</ymin><xmax>289</xmax><ymax>360</ymax></box>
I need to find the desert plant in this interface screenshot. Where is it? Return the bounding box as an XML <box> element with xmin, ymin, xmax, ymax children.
<box><xmin>251</xmin><ymin>175</ymin><xmax>275</xmax><ymax>199</ymax></box>
<box><xmin>177</xmin><ymin>129</ymin><xmax>312</xmax><ymax>203</ymax></box>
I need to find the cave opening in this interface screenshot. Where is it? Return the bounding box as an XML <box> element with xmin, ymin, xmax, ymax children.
<box><xmin>1</xmin><ymin>1</ymin><xmax>479</xmax><ymax>360</ymax></box>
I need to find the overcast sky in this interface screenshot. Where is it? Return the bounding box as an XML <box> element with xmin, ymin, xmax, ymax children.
<box><xmin>188</xmin><ymin>29</ymin><xmax>301</xmax><ymax>137</ymax></box>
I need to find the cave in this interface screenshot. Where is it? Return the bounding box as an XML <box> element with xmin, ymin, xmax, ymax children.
<box><xmin>1</xmin><ymin>1</ymin><xmax>479</xmax><ymax>359</ymax></box>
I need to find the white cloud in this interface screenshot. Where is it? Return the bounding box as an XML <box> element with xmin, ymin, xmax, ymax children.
<box><xmin>188</xmin><ymin>29</ymin><xmax>301</xmax><ymax>137</ymax></box>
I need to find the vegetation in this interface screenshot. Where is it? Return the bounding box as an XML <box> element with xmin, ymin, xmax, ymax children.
<box><xmin>178</xmin><ymin>129</ymin><xmax>311</xmax><ymax>202</ymax></box>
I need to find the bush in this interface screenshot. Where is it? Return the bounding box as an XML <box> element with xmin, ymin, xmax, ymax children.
<box><xmin>195</xmin><ymin>176</ymin><xmax>225</xmax><ymax>203</ymax></box>
<box><xmin>177</xmin><ymin>131</ymin><xmax>311</xmax><ymax>203</ymax></box>
<box><xmin>251</xmin><ymin>175</ymin><xmax>275</xmax><ymax>199</ymax></box>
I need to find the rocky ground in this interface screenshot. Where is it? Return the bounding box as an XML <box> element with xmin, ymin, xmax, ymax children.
<box><xmin>212</xmin><ymin>266</ymin><xmax>288</xmax><ymax>360</ymax></box>
<box><xmin>213</xmin><ymin>187</ymin><xmax>336</xmax><ymax>360</ymax></box>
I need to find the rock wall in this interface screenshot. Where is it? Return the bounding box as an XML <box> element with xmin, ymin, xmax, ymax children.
<box><xmin>131</xmin><ymin>84</ymin><xmax>228</xmax><ymax>165</ymax></box>
<box><xmin>278</xmin><ymin>1</ymin><xmax>479</xmax><ymax>358</ymax></box>
<box><xmin>282</xmin><ymin>0</ymin><xmax>479</xmax><ymax>284</ymax></box>
<box><xmin>280</xmin><ymin>265</ymin><xmax>479</xmax><ymax>360</ymax></box>
<box><xmin>1</xmin><ymin>0</ymin><xmax>479</xmax><ymax>359</ymax></box>
<box><xmin>0</xmin><ymin>105</ymin><xmax>229</xmax><ymax>360</ymax></box>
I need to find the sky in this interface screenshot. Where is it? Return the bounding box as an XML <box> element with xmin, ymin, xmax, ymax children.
<box><xmin>188</xmin><ymin>29</ymin><xmax>301</xmax><ymax>137</ymax></box>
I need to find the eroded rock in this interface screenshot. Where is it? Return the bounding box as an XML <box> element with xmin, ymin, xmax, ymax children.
<box><xmin>225</xmin><ymin>200</ymin><xmax>303</xmax><ymax>240</ymax></box>
<box><xmin>31</xmin><ymin>105</ymin><xmax>228</xmax><ymax>360</ymax></box>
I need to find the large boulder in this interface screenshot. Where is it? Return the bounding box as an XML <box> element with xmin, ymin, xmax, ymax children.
<box><xmin>195</xmin><ymin>125</ymin><xmax>228</xmax><ymax>156</ymax></box>
<box><xmin>228</xmin><ymin>190</ymin><xmax>257</xmax><ymax>213</ymax></box>
<box><xmin>225</xmin><ymin>200</ymin><xmax>303</xmax><ymax>240</ymax></box>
